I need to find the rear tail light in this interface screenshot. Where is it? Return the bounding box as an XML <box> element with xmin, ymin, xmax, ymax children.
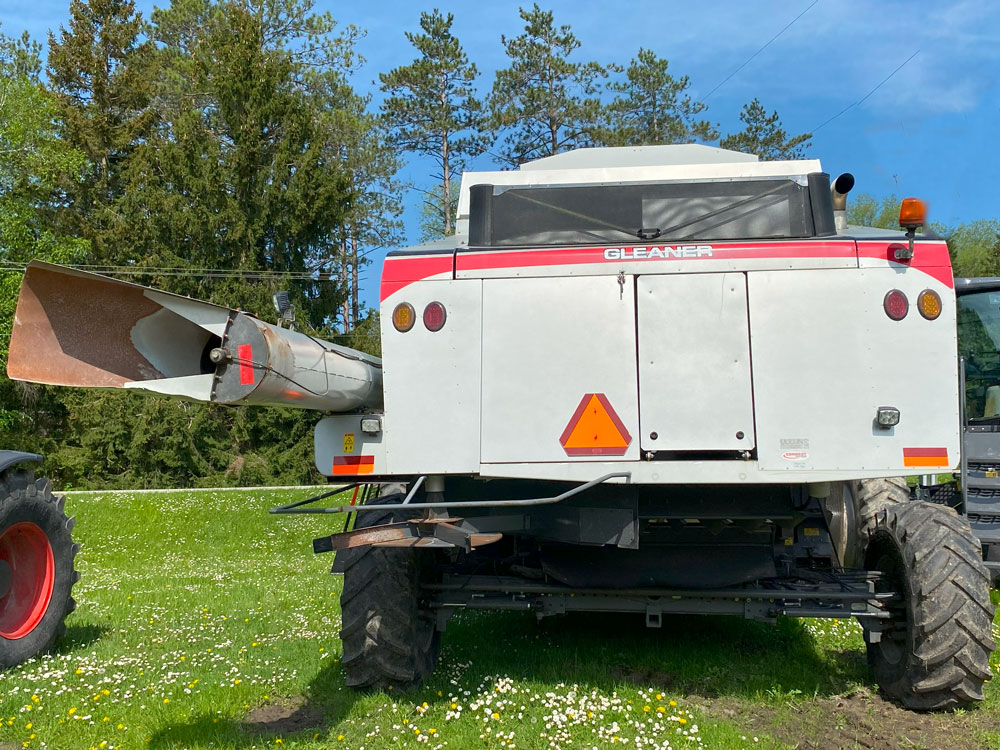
<box><xmin>392</xmin><ymin>302</ymin><xmax>415</xmax><ymax>332</ymax></box>
<box><xmin>917</xmin><ymin>289</ymin><xmax>942</xmax><ymax>320</ymax></box>
<box><xmin>423</xmin><ymin>301</ymin><xmax>447</xmax><ymax>332</ymax></box>
<box><xmin>883</xmin><ymin>290</ymin><xmax>908</xmax><ymax>321</ymax></box>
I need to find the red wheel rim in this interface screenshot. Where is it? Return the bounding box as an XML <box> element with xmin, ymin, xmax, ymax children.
<box><xmin>0</xmin><ymin>523</ymin><xmax>55</xmax><ymax>639</ymax></box>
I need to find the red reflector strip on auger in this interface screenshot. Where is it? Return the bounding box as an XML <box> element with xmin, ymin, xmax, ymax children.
<box><xmin>237</xmin><ymin>344</ymin><xmax>255</xmax><ymax>385</ymax></box>
<box><xmin>332</xmin><ymin>456</ymin><xmax>375</xmax><ymax>475</ymax></box>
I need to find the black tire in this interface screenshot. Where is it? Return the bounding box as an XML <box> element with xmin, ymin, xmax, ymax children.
<box><xmin>338</xmin><ymin>486</ymin><xmax>440</xmax><ymax>690</ymax></box>
<box><xmin>0</xmin><ymin>470</ymin><xmax>79</xmax><ymax>669</ymax></box>
<box><xmin>863</xmin><ymin>501</ymin><xmax>995</xmax><ymax>710</ymax></box>
<box><xmin>850</xmin><ymin>477</ymin><xmax>910</xmax><ymax>565</ymax></box>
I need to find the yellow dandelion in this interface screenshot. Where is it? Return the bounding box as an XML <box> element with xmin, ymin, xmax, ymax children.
<box><xmin>679</xmin><ymin>717</ymin><xmax>687</xmax><ymax>724</ymax></box>
<box><xmin>68</xmin><ymin>708</ymin><xmax>77</xmax><ymax>715</ymax></box>
<box><xmin>25</xmin><ymin>723</ymin><xmax>32</xmax><ymax>730</ymax></box>
<box><xmin>643</xmin><ymin>705</ymin><xmax>651</xmax><ymax>713</ymax></box>
<box><xmin>657</xmin><ymin>706</ymin><xmax>665</xmax><ymax>714</ymax></box>
<box><xmin>492</xmin><ymin>712</ymin><xmax>500</xmax><ymax>719</ymax></box>
<box><xmin>75</xmin><ymin>668</ymin><xmax>82</xmax><ymax>675</ymax></box>
<box><xmin>669</xmin><ymin>700</ymin><xmax>677</xmax><ymax>707</ymax></box>
<box><xmin>337</xmin><ymin>735</ymin><xmax>345</xmax><ymax>741</ymax></box>
<box><xmin>656</xmin><ymin>693</ymin><xmax>662</xmax><ymax>700</ymax></box>
<box><xmin>117</xmin><ymin>724</ymin><xmax>124</xmax><ymax>730</ymax></box>
<box><xmin>451</xmin><ymin>703</ymin><xmax>457</xmax><ymax>709</ymax></box>
<box><xmin>429</xmin><ymin>728</ymin><xmax>437</xmax><ymax>734</ymax></box>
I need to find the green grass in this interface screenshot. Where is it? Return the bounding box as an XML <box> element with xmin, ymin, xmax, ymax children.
<box><xmin>0</xmin><ymin>488</ymin><xmax>998</xmax><ymax>750</ymax></box>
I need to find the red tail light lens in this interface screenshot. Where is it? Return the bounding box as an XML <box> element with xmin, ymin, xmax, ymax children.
<box><xmin>423</xmin><ymin>301</ymin><xmax>447</xmax><ymax>332</ymax></box>
<box><xmin>883</xmin><ymin>290</ymin><xmax>908</xmax><ymax>321</ymax></box>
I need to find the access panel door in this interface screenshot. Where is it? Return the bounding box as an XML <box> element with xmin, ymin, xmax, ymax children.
<box><xmin>481</xmin><ymin>275</ymin><xmax>639</xmax><ymax>463</ymax></box>
<box><xmin>637</xmin><ymin>273</ymin><xmax>755</xmax><ymax>452</ymax></box>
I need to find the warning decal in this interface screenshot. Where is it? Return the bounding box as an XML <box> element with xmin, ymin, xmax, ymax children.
<box><xmin>332</xmin><ymin>456</ymin><xmax>374</xmax><ymax>475</ymax></box>
<box><xmin>560</xmin><ymin>393</ymin><xmax>632</xmax><ymax>456</ymax></box>
<box><xmin>903</xmin><ymin>447</ymin><xmax>949</xmax><ymax>468</ymax></box>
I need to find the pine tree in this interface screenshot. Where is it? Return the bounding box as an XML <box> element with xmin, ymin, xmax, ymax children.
<box><xmin>720</xmin><ymin>98</ymin><xmax>811</xmax><ymax>160</ymax></box>
<box><xmin>597</xmin><ymin>48</ymin><xmax>716</xmax><ymax>146</ymax></box>
<box><xmin>47</xmin><ymin>0</ymin><xmax>154</xmax><ymax>261</ymax></box>
<box><xmin>380</xmin><ymin>10</ymin><xmax>482</xmax><ymax>236</ymax></box>
<box><xmin>488</xmin><ymin>4</ymin><xmax>607</xmax><ymax>165</ymax></box>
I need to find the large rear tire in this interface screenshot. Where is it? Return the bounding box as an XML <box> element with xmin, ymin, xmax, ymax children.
<box><xmin>338</xmin><ymin>486</ymin><xmax>440</xmax><ymax>690</ymax></box>
<box><xmin>863</xmin><ymin>501</ymin><xmax>995</xmax><ymax>710</ymax></box>
<box><xmin>0</xmin><ymin>470</ymin><xmax>79</xmax><ymax>669</ymax></box>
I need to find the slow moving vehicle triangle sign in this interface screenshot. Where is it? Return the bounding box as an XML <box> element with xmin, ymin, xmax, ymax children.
<box><xmin>560</xmin><ymin>393</ymin><xmax>632</xmax><ymax>456</ymax></box>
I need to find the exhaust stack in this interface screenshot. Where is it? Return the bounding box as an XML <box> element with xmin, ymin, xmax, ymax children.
<box><xmin>831</xmin><ymin>172</ymin><xmax>855</xmax><ymax>233</ymax></box>
<box><xmin>7</xmin><ymin>262</ymin><xmax>382</xmax><ymax>412</ymax></box>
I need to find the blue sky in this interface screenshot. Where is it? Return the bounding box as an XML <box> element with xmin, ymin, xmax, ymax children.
<box><xmin>2</xmin><ymin>0</ymin><xmax>997</xmax><ymax>309</ymax></box>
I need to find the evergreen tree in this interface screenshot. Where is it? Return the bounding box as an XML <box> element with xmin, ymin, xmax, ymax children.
<box><xmin>847</xmin><ymin>193</ymin><xmax>903</xmax><ymax>229</ymax></box>
<box><xmin>597</xmin><ymin>48</ymin><xmax>716</xmax><ymax>146</ymax></box>
<box><xmin>380</xmin><ymin>10</ymin><xmax>482</xmax><ymax>236</ymax></box>
<box><xmin>47</xmin><ymin>0</ymin><xmax>154</xmax><ymax>261</ymax></box>
<box><xmin>488</xmin><ymin>4</ymin><xmax>607</xmax><ymax>165</ymax></box>
<box><xmin>720</xmin><ymin>98</ymin><xmax>811</xmax><ymax>160</ymax></box>
<box><xmin>0</xmin><ymin>27</ymin><xmax>88</xmax><ymax>444</ymax></box>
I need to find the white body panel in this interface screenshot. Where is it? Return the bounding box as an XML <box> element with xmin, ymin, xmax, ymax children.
<box><xmin>480</xmin><ymin>276</ymin><xmax>639</xmax><ymax>463</ymax></box>
<box><xmin>637</xmin><ymin>272</ymin><xmax>754</xmax><ymax>452</ymax></box>
<box><xmin>749</xmin><ymin>267</ymin><xmax>959</xmax><ymax>472</ymax></box>
<box><xmin>380</xmin><ymin>279</ymin><xmax>482</xmax><ymax>475</ymax></box>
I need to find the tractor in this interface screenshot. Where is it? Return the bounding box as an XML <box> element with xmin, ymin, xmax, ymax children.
<box><xmin>6</xmin><ymin>144</ymin><xmax>993</xmax><ymax>709</ymax></box>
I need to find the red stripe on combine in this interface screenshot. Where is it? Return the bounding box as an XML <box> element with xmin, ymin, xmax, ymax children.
<box><xmin>237</xmin><ymin>344</ymin><xmax>255</xmax><ymax>385</ymax></box>
<box><xmin>857</xmin><ymin>241</ymin><xmax>953</xmax><ymax>290</ymax></box>
<box><xmin>456</xmin><ymin>240</ymin><xmax>857</xmax><ymax>274</ymax></box>
<box><xmin>379</xmin><ymin>254</ymin><xmax>454</xmax><ymax>302</ymax></box>
<box><xmin>903</xmin><ymin>447</ymin><xmax>949</xmax><ymax>457</ymax></box>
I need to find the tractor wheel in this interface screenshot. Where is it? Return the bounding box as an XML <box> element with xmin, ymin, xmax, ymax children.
<box><xmin>863</xmin><ymin>501</ymin><xmax>995</xmax><ymax>709</ymax></box>
<box><xmin>0</xmin><ymin>470</ymin><xmax>79</xmax><ymax>669</ymax></box>
<box><xmin>338</xmin><ymin>486</ymin><xmax>440</xmax><ymax>691</ymax></box>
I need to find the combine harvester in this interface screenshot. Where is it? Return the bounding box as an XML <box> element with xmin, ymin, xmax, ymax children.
<box><xmin>6</xmin><ymin>145</ymin><xmax>993</xmax><ymax>710</ymax></box>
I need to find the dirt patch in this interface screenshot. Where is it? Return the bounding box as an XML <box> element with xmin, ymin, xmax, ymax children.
<box><xmin>242</xmin><ymin>695</ymin><xmax>325</xmax><ymax>736</ymax></box>
<box><xmin>691</xmin><ymin>688</ymin><xmax>998</xmax><ymax>750</ymax></box>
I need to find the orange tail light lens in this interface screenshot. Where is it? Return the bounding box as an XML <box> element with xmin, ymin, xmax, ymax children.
<box><xmin>392</xmin><ymin>302</ymin><xmax>415</xmax><ymax>332</ymax></box>
<box><xmin>917</xmin><ymin>289</ymin><xmax>942</xmax><ymax>320</ymax></box>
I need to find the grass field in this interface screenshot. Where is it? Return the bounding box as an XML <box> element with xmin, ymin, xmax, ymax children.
<box><xmin>2</xmin><ymin>487</ymin><xmax>1000</xmax><ymax>750</ymax></box>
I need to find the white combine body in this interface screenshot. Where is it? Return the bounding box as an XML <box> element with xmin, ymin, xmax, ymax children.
<box><xmin>7</xmin><ymin>145</ymin><xmax>992</xmax><ymax>710</ymax></box>
<box><xmin>317</xmin><ymin>145</ymin><xmax>959</xmax><ymax>486</ymax></box>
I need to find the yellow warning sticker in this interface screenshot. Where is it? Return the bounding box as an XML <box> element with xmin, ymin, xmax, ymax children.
<box><xmin>987</xmin><ymin>470</ymin><xmax>998</xmax><ymax>478</ymax></box>
<box><xmin>803</xmin><ymin>527</ymin><xmax>820</xmax><ymax>537</ymax></box>
<box><xmin>343</xmin><ymin>433</ymin><xmax>355</xmax><ymax>453</ymax></box>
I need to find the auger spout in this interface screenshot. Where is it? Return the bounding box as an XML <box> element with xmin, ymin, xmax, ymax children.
<box><xmin>7</xmin><ymin>261</ymin><xmax>382</xmax><ymax>412</ymax></box>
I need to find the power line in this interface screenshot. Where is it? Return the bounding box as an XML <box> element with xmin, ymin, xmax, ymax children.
<box><xmin>0</xmin><ymin>261</ymin><xmax>339</xmax><ymax>281</ymax></box>
<box><xmin>811</xmin><ymin>49</ymin><xmax>920</xmax><ymax>133</ymax></box>
<box><xmin>703</xmin><ymin>0</ymin><xmax>821</xmax><ymax>101</ymax></box>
